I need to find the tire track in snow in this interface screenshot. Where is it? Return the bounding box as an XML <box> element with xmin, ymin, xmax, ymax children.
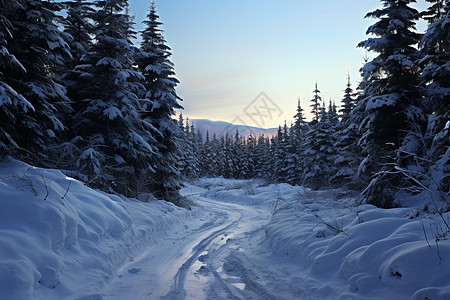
<box><xmin>162</xmin><ymin>198</ymin><xmax>244</xmax><ymax>299</ymax></box>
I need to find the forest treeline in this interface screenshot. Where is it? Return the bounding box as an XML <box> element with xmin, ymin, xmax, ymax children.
<box><xmin>178</xmin><ymin>0</ymin><xmax>449</xmax><ymax>208</ymax></box>
<box><xmin>0</xmin><ymin>0</ymin><xmax>448</xmax><ymax>208</ymax></box>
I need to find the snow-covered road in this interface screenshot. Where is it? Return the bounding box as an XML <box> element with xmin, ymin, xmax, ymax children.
<box><xmin>102</xmin><ymin>185</ymin><xmax>302</xmax><ymax>300</ymax></box>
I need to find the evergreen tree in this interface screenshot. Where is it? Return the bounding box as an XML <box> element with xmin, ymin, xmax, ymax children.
<box><xmin>301</xmin><ymin>101</ymin><xmax>336</xmax><ymax>189</ymax></box>
<box><xmin>230</xmin><ymin>130</ymin><xmax>242</xmax><ymax>178</ymax></box>
<box><xmin>310</xmin><ymin>82</ymin><xmax>322</xmax><ymax>124</ymax></box>
<box><xmin>62</xmin><ymin>0</ymin><xmax>95</xmax><ymax>66</ymax></box>
<box><xmin>420</xmin><ymin>1</ymin><xmax>449</xmax><ymax>115</ymax></box>
<box><xmin>0</xmin><ymin>0</ymin><xmax>31</xmax><ymax>157</ymax></box>
<box><xmin>61</xmin><ymin>0</ymin><xmax>95</xmax><ymax>99</ymax></box>
<box><xmin>328</xmin><ymin>99</ymin><xmax>339</xmax><ymax>128</ymax></box>
<box><xmin>223</xmin><ymin>132</ymin><xmax>233</xmax><ymax>178</ymax></box>
<box><xmin>292</xmin><ymin>98</ymin><xmax>307</xmax><ymax>138</ymax></box>
<box><xmin>135</xmin><ymin>1</ymin><xmax>185</xmax><ymax>201</ymax></box>
<box><xmin>272</xmin><ymin>125</ymin><xmax>288</xmax><ymax>182</ymax></box>
<box><xmin>176</xmin><ymin>114</ymin><xmax>188</xmax><ymax>176</ymax></box>
<box><xmin>244</xmin><ymin>134</ymin><xmax>256</xmax><ymax>179</ymax></box>
<box><xmin>180</xmin><ymin>118</ymin><xmax>199</xmax><ymax>179</ymax></box>
<box><xmin>419</xmin><ymin>1</ymin><xmax>449</xmax><ymax>195</ymax></box>
<box><xmin>331</xmin><ymin>80</ymin><xmax>365</xmax><ymax>189</ymax></box>
<box><xmin>216</xmin><ymin>134</ymin><xmax>227</xmax><ymax>176</ymax></box>
<box><xmin>208</xmin><ymin>132</ymin><xmax>222</xmax><ymax>177</ymax></box>
<box><xmin>72</xmin><ymin>0</ymin><xmax>152</xmax><ymax>196</ymax></box>
<box><xmin>254</xmin><ymin>134</ymin><xmax>270</xmax><ymax>179</ymax></box>
<box><xmin>357</xmin><ymin>0</ymin><xmax>425</xmax><ymax>207</ymax></box>
<box><xmin>339</xmin><ymin>74</ymin><xmax>356</xmax><ymax>123</ymax></box>
<box><xmin>2</xmin><ymin>0</ymin><xmax>71</xmax><ymax>165</ymax></box>
<box><xmin>199</xmin><ymin>130</ymin><xmax>213</xmax><ymax>176</ymax></box>
<box><xmin>286</xmin><ymin>99</ymin><xmax>308</xmax><ymax>185</ymax></box>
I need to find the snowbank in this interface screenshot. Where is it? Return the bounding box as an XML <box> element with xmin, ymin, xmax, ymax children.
<box><xmin>0</xmin><ymin>158</ymin><xmax>195</xmax><ymax>299</ymax></box>
<box><xmin>264</xmin><ymin>184</ymin><xmax>450</xmax><ymax>300</ymax></box>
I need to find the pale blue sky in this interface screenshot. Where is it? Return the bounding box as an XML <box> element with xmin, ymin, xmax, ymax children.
<box><xmin>129</xmin><ymin>0</ymin><xmax>428</xmax><ymax>128</ymax></box>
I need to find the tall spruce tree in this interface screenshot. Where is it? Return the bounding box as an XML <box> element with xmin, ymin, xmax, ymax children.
<box><xmin>339</xmin><ymin>74</ymin><xmax>356</xmax><ymax>123</ymax></box>
<box><xmin>331</xmin><ymin>78</ymin><xmax>364</xmax><ymax>189</ymax></box>
<box><xmin>72</xmin><ymin>0</ymin><xmax>153</xmax><ymax>196</ymax></box>
<box><xmin>0</xmin><ymin>0</ymin><xmax>31</xmax><ymax>157</ymax></box>
<box><xmin>272</xmin><ymin>125</ymin><xmax>288</xmax><ymax>182</ymax></box>
<box><xmin>292</xmin><ymin>98</ymin><xmax>307</xmax><ymax>138</ymax></box>
<box><xmin>287</xmin><ymin>99</ymin><xmax>308</xmax><ymax>185</ymax></box>
<box><xmin>58</xmin><ymin>0</ymin><xmax>96</xmax><ymax>168</ymax></box>
<box><xmin>358</xmin><ymin>0</ymin><xmax>425</xmax><ymax>207</ymax></box>
<box><xmin>62</xmin><ymin>0</ymin><xmax>95</xmax><ymax>66</ymax></box>
<box><xmin>61</xmin><ymin>0</ymin><xmax>95</xmax><ymax>97</ymax></box>
<box><xmin>419</xmin><ymin>1</ymin><xmax>449</xmax><ymax>195</ymax></box>
<box><xmin>301</xmin><ymin>102</ymin><xmax>336</xmax><ymax>189</ymax></box>
<box><xmin>2</xmin><ymin>0</ymin><xmax>71</xmax><ymax>165</ymax></box>
<box><xmin>136</xmin><ymin>2</ymin><xmax>184</xmax><ymax>202</ymax></box>
<box><xmin>310</xmin><ymin>82</ymin><xmax>322</xmax><ymax>124</ymax></box>
<box><xmin>254</xmin><ymin>134</ymin><xmax>270</xmax><ymax>179</ymax></box>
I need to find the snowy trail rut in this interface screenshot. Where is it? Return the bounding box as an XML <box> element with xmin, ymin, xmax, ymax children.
<box><xmin>102</xmin><ymin>187</ymin><xmax>295</xmax><ymax>300</ymax></box>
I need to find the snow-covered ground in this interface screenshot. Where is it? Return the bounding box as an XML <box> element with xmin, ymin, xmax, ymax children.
<box><xmin>0</xmin><ymin>159</ymin><xmax>198</xmax><ymax>299</ymax></box>
<box><xmin>1</xmin><ymin>160</ymin><xmax>449</xmax><ymax>299</ymax></box>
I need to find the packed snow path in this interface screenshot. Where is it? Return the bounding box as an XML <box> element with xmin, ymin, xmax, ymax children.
<box><xmin>103</xmin><ymin>184</ymin><xmax>303</xmax><ymax>300</ymax></box>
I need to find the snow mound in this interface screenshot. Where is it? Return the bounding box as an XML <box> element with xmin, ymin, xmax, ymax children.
<box><xmin>0</xmin><ymin>158</ymin><xmax>194</xmax><ymax>299</ymax></box>
<box><xmin>264</xmin><ymin>185</ymin><xmax>450</xmax><ymax>299</ymax></box>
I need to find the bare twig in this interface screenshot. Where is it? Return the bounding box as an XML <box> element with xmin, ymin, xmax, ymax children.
<box><xmin>62</xmin><ymin>180</ymin><xmax>71</xmax><ymax>199</ymax></box>
<box><xmin>314</xmin><ymin>214</ymin><xmax>349</xmax><ymax>237</ymax></box>
<box><xmin>435</xmin><ymin>237</ymin><xmax>442</xmax><ymax>265</ymax></box>
<box><xmin>421</xmin><ymin>218</ymin><xmax>431</xmax><ymax>247</ymax></box>
<box><xmin>41</xmin><ymin>174</ymin><xmax>50</xmax><ymax>201</ymax></box>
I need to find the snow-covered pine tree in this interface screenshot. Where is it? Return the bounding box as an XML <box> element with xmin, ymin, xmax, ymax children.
<box><xmin>223</xmin><ymin>132</ymin><xmax>234</xmax><ymax>178</ymax></box>
<box><xmin>216</xmin><ymin>134</ymin><xmax>227</xmax><ymax>176</ymax></box>
<box><xmin>136</xmin><ymin>1</ymin><xmax>184</xmax><ymax>201</ymax></box>
<box><xmin>72</xmin><ymin>0</ymin><xmax>153</xmax><ymax>196</ymax></box>
<box><xmin>328</xmin><ymin>99</ymin><xmax>339</xmax><ymax>128</ymax></box>
<box><xmin>301</xmin><ymin>101</ymin><xmax>336</xmax><ymax>189</ymax></box>
<box><xmin>176</xmin><ymin>114</ymin><xmax>189</xmax><ymax>177</ymax></box>
<box><xmin>199</xmin><ymin>130</ymin><xmax>211</xmax><ymax>176</ymax></box>
<box><xmin>0</xmin><ymin>0</ymin><xmax>31</xmax><ymax>157</ymax></box>
<box><xmin>339</xmin><ymin>74</ymin><xmax>356</xmax><ymax>124</ymax></box>
<box><xmin>310</xmin><ymin>82</ymin><xmax>322</xmax><ymax>125</ymax></box>
<box><xmin>192</xmin><ymin>124</ymin><xmax>202</xmax><ymax>176</ymax></box>
<box><xmin>2</xmin><ymin>0</ymin><xmax>71</xmax><ymax>165</ymax></box>
<box><xmin>284</xmin><ymin>122</ymin><xmax>299</xmax><ymax>185</ymax></box>
<box><xmin>235</xmin><ymin>135</ymin><xmax>250</xmax><ymax>179</ymax></box>
<box><xmin>331</xmin><ymin>77</ymin><xmax>364</xmax><ymax>189</ymax></box>
<box><xmin>189</xmin><ymin>122</ymin><xmax>200</xmax><ymax>178</ymax></box>
<box><xmin>254</xmin><ymin>134</ymin><xmax>270</xmax><ymax>179</ymax></box>
<box><xmin>62</xmin><ymin>0</ymin><xmax>95</xmax><ymax>66</ymax></box>
<box><xmin>57</xmin><ymin>0</ymin><xmax>96</xmax><ymax>168</ymax></box>
<box><xmin>61</xmin><ymin>0</ymin><xmax>95</xmax><ymax>95</ymax></box>
<box><xmin>418</xmin><ymin>1</ymin><xmax>449</xmax><ymax>195</ymax></box>
<box><xmin>244</xmin><ymin>134</ymin><xmax>256</xmax><ymax>179</ymax></box>
<box><xmin>292</xmin><ymin>98</ymin><xmax>307</xmax><ymax>138</ymax></box>
<box><xmin>357</xmin><ymin>0</ymin><xmax>425</xmax><ymax>207</ymax></box>
<box><xmin>286</xmin><ymin>99</ymin><xmax>308</xmax><ymax>185</ymax></box>
<box><xmin>230</xmin><ymin>130</ymin><xmax>243</xmax><ymax>178</ymax></box>
<box><xmin>202</xmin><ymin>130</ymin><xmax>221</xmax><ymax>178</ymax></box>
<box><xmin>272</xmin><ymin>125</ymin><xmax>288</xmax><ymax>182</ymax></box>
<box><xmin>179</xmin><ymin>118</ymin><xmax>197</xmax><ymax>179</ymax></box>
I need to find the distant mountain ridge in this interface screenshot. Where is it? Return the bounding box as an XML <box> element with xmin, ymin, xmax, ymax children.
<box><xmin>190</xmin><ymin>119</ymin><xmax>278</xmax><ymax>139</ymax></box>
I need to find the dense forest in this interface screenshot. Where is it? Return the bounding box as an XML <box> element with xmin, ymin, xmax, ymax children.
<box><xmin>179</xmin><ymin>0</ymin><xmax>449</xmax><ymax>208</ymax></box>
<box><xmin>0</xmin><ymin>0</ymin><xmax>448</xmax><ymax>208</ymax></box>
<box><xmin>0</xmin><ymin>0</ymin><xmax>184</xmax><ymax>203</ymax></box>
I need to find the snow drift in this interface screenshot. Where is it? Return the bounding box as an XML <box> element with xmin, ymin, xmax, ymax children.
<box><xmin>0</xmin><ymin>158</ymin><xmax>195</xmax><ymax>300</ymax></box>
<box><xmin>263</xmin><ymin>185</ymin><xmax>450</xmax><ymax>300</ymax></box>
